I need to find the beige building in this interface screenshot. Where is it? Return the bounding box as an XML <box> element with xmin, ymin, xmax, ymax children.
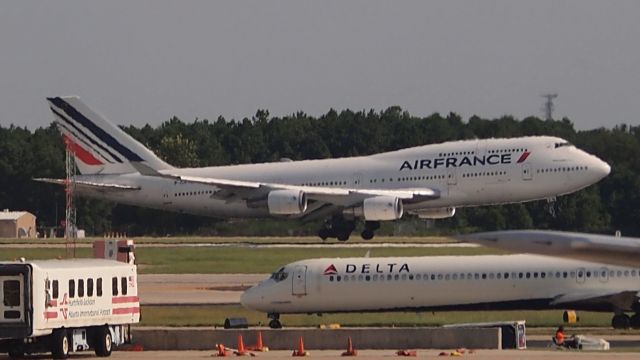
<box><xmin>0</xmin><ymin>210</ymin><xmax>37</xmax><ymax>238</ymax></box>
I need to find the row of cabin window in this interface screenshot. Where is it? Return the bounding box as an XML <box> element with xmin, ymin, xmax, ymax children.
<box><xmin>438</xmin><ymin>148</ymin><xmax>529</xmax><ymax>157</ymax></box>
<box><xmin>462</xmin><ymin>171</ymin><xmax>507</xmax><ymax>178</ymax></box>
<box><xmin>49</xmin><ymin>276</ymin><xmax>128</xmax><ymax>299</ymax></box>
<box><xmin>327</xmin><ymin>268</ymin><xmax>640</xmax><ymax>283</ymax></box>
<box><xmin>175</xmin><ymin>190</ymin><xmax>214</xmax><ymax>197</ymax></box>
<box><xmin>537</xmin><ymin>166</ymin><xmax>588</xmax><ymax>174</ymax></box>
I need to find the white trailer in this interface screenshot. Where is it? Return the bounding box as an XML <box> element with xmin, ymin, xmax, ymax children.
<box><xmin>0</xmin><ymin>259</ymin><xmax>139</xmax><ymax>358</ymax></box>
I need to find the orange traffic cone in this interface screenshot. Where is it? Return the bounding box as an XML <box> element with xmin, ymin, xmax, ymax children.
<box><xmin>341</xmin><ymin>337</ymin><xmax>357</xmax><ymax>356</ymax></box>
<box><xmin>248</xmin><ymin>331</ymin><xmax>269</xmax><ymax>352</ymax></box>
<box><xmin>234</xmin><ymin>334</ymin><xmax>249</xmax><ymax>356</ymax></box>
<box><xmin>292</xmin><ymin>336</ymin><xmax>309</xmax><ymax>357</ymax></box>
<box><xmin>215</xmin><ymin>343</ymin><xmax>230</xmax><ymax>357</ymax></box>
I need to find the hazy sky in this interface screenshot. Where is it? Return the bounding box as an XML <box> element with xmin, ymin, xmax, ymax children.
<box><xmin>1</xmin><ymin>1</ymin><xmax>639</xmax><ymax>130</ymax></box>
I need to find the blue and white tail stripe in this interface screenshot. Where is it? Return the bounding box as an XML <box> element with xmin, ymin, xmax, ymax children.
<box><xmin>51</xmin><ymin>106</ymin><xmax>121</xmax><ymax>164</ymax></box>
<box><xmin>47</xmin><ymin>96</ymin><xmax>173</xmax><ymax>175</ymax></box>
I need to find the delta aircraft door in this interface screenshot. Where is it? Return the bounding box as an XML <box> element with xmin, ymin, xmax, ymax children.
<box><xmin>292</xmin><ymin>265</ymin><xmax>307</xmax><ymax>296</ymax></box>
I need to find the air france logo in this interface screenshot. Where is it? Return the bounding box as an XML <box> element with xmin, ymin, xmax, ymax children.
<box><xmin>399</xmin><ymin>151</ymin><xmax>530</xmax><ymax>171</ymax></box>
<box><xmin>324</xmin><ymin>264</ymin><xmax>338</xmax><ymax>275</ymax></box>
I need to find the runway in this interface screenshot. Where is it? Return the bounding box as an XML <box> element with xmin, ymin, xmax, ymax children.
<box><xmin>138</xmin><ymin>274</ymin><xmax>264</xmax><ymax>305</ymax></box>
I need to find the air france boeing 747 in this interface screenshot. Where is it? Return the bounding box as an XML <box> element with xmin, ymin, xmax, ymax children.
<box><xmin>38</xmin><ymin>97</ymin><xmax>610</xmax><ymax>240</ymax></box>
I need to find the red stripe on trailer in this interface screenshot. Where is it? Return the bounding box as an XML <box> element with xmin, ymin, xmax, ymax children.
<box><xmin>112</xmin><ymin>307</ymin><xmax>140</xmax><ymax>315</ymax></box>
<box><xmin>44</xmin><ymin>311</ymin><xmax>58</xmax><ymax>319</ymax></box>
<box><xmin>112</xmin><ymin>296</ymin><xmax>139</xmax><ymax>304</ymax></box>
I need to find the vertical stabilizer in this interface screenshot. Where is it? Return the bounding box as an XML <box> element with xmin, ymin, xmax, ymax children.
<box><xmin>47</xmin><ymin>96</ymin><xmax>173</xmax><ymax>175</ymax></box>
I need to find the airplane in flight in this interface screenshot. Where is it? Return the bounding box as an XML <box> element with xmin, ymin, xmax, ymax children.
<box><xmin>38</xmin><ymin>96</ymin><xmax>610</xmax><ymax>240</ymax></box>
<box><xmin>457</xmin><ymin>230</ymin><xmax>640</xmax><ymax>268</ymax></box>
<box><xmin>240</xmin><ymin>254</ymin><xmax>640</xmax><ymax>329</ymax></box>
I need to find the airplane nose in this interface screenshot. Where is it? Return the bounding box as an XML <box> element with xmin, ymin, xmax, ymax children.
<box><xmin>240</xmin><ymin>286</ymin><xmax>259</xmax><ymax>310</ymax></box>
<box><xmin>593</xmin><ymin>158</ymin><xmax>611</xmax><ymax>179</ymax></box>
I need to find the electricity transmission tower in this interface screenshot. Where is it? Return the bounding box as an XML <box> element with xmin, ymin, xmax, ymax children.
<box><xmin>541</xmin><ymin>93</ymin><xmax>558</xmax><ymax>121</ymax></box>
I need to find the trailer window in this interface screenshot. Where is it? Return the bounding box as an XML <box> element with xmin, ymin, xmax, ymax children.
<box><xmin>78</xmin><ymin>279</ymin><xmax>84</xmax><ymax>297</ymax></box>
<box><xmin>121</xmin><ymin>277</ymin><xmax>128</xmax><ymax>295</ymax></box>
<box><xmin>3</xmin><ymin>280</ymin><xmax>20</xmax><ymax>307</ymax></box>
<box><xmin>87</xmin><ymin>279</ymin><xmax>94</xmax><ymax>297</ymax></box>
<box><xmin>52</xmin><ymin>280</ymin><xmax>59</xmax><ymax>299</ymax></box>
<box><xmin>69</xmin><ymin>280</ymin><xmax>75</xmax><ymax>298</ymax></box>
<box><xmin>97</xmin><ymin>278</ymin><xmax>103</xmax><ymax>297</ymax></box>
<box><xmin>112</xmin><ymin>277</ymin><xmax>118</xmax><ymax>296</ymax></box>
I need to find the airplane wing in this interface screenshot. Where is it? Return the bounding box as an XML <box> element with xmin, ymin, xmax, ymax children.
<box><xmin>551</xmin><ymin>290</ymin><xmax>640</xmax><ymax>311</ymax></box>
<box><xmin>456</xmin><ymin>230</ymin><xmax>640</xmax><ymax>268</ymax></box>
<box><xmin>174</xmin><ymin>174</ymin><xmax>439</xmax><ymax>206</ymax></box>
<box><xmin>34</xmin><ymin>178</ymin><xmax>141</xmax><ymax>192</ymax></box>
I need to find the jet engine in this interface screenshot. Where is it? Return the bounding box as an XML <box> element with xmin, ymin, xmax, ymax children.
<box><xmin>344</xmin><ymin>196</ymin><xmax>403</xmax><ymax>221</ymax></box>
<box><xmin>266</xmin><ymin>189</ymin><xmax>307</xmax><ymax>215</ymax></box>
<box><xmin>416</xmin><ymin>207</ymin><xmax>456</xmax><ymax>219</ymax></box>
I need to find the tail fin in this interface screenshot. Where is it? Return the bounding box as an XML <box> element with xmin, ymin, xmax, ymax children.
<box><xmin>47</xmin><ymin>96</ymin><xmax>173</xmax><ymax>175</ymax></box>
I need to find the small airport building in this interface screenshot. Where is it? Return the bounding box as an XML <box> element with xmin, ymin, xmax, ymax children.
<box><xmin>0</xmin><ymin>210</ymin><xmax>36</xmax><ymax>238</ymax></box>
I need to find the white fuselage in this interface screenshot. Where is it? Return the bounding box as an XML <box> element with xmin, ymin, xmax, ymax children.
<box><xmin>241</xmin><ymin>254</ymin><xmax>640</xmax><ymax>314</ymax></box>
<box><xmin>77</xmin><ymin>136</ymin><xmax>610</xmax><ymax>218</ymax></box>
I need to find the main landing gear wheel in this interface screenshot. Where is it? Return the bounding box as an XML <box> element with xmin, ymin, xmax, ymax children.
<box><xmin>8</xmin><ymin>349</ymin><xmax>24</xmax><ymax>359</ymax></box>
<box><xmin>612</xmin><ymin>314</ymin><xmax>631</xmax><ymax>329</ymax></box>
<box><xmin>51</xmin><ymin>329</ymin><xmax>70</xmax><ymax>359</ymax></box>
<box><xmin>361</xmin><ymin>221</ymin><xmax>380</xmax><ymax>240</ymax></box>
<box><xmin>94</xmin><ymin>326</ymin><xmax>113</xmax><ymax>357</ymax></box>
<box><xmin>630</xmin><ymin>313</ymin><xmax>640</xmax><ymax>329</ymax></box>
<box><xmin>318</xmin><ymin>216</ymin><xmax>356</xmax><ymax>241</ymax></box>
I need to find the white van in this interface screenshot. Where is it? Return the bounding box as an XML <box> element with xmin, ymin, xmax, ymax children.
<box><xmin>0</xmin><ymin>259</ymin><xmax>139</xmax><ymax>358</ymax></box>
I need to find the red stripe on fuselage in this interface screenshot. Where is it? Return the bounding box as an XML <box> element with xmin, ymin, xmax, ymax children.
<box><xmin>517</xmin><ymin>151</ymin><xmax>531</xmax><ymax>163</ymax></box>
<box><xmin>63</xmin><ymin>134</ymin><xmax>104</xmax><ymax>165</ymax></box>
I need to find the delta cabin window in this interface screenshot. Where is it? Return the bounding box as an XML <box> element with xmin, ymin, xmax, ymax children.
<box><xmin>87</xmin><ymin>278</ymin><xmax>94</xmax><ymax>297</ymax></box>
<box><xmin>97</xmin><ymin>278</ymin><xmax>103</xmax><ymax>297</ymax></box>
<box><xmin>78</xmin><ymin>279</ymin><xmax>84</xmax><ymax>297</ymax></box>
<box><xmin>112</xmin><ymin>277</ymin><xmax>119</xmax><ymax>296</ymax></box>
<box><xmin>52</xmin><ymin>280</ymin><xmax>59</xmax><ymax>299</ymax></box>
<box><xmin>121</xmin><ymin>277</ymin><xmax>128</xmax><ymax>295</ymax></box>
<box><xmin>69</xmin><ymin>280</ymin><xmax>75</xmax><ymax>298</ymax></box>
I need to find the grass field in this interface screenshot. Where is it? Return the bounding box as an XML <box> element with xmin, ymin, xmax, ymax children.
<box><xmin>0</xmin><ymin>245</ymin><xmax>505</xmax><ymax>273</ymax></box>
<box><xmin>0</xmin><ymin>235</ymin><xmax>456</xmax><ymax>245</ymax></box>
<box><xmin>140</xmin><ymin>304</ymin><xmax>620</xmax><ymax>329</ymax></box>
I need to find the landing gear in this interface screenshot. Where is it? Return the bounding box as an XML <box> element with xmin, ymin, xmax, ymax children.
<box><xmin>318</xmin><ymin>216</ymin><xmax>356</xmax><ymax>241</ymax></box>
<box><xmin>361</xmin><ymin>221</ymin><xmax>380</xmax><ymax>240</ymax></box>
<box><xmin>612</xmin><ymin>314</ymin><xmax>631</xmax><ymax>329</ymax></box>
<box><xmin>630</xmin><ymin>313</ymin><xmax>640</xmax><ymax>328</ymax></box>
<box><xmin>268</xmin><ymin>313</ymin><xmax>282</xmax><ymax>329</ymax></box>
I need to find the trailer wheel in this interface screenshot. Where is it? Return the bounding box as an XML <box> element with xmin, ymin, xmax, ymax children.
<box><xmin>51</xmin><ymin>329</ymin><xmax>70</xmax><ymax>359</ymax></box>
<box><xmin>94</xmin><ymin>326</ymin><xmax>113</xmax><ymax>357</ymax></box>
<box><xmin>8</xmin><ymin>349</ymin><xmax>24</xmax><ymax>358</ymax></box>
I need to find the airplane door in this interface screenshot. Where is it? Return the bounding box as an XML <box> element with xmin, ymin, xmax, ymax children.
<box><xmin>162</xmin><ymin>182</ymin><xmax>173</xmax><ymax>206</ymax></box>
<box><xmin>447</xmin><ymin>168</ymin><xmax>457</xmax><ymax>186</ymax></box>
<box><xmin>599</xmin><ymin>267</ymin><xmax>609</xmax><ymax>283</ymax></box>
<box><xmin>292</xmin><ymin>265</ymin><xmax>307</xmax><ymax>296</ymax></box>
<box><xmin>352</xmin><ymin>173</ymin><xmax>362</xmax><ymax>188</ymax></box>
<box><xmin>521</xmin><ymin>164</ymin><xmax>533</xmax><ymax>181</ymax></box>
<box><xmin>576</xmin><ymin>268</ymin><xmax>586</xmax><ymax>284</ymax></box>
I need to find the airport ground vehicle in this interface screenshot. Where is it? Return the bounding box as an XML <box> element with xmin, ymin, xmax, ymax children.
<box><xmin>0</xmin><ymin>259</ymin><xmax>139</xmax><ymax>358</ymax></box>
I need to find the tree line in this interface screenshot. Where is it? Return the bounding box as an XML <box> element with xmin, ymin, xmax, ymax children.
<box><xmin>0</xmin><ymin>107</ymin><xmax>638</xmax><ymax>237</ymax></box>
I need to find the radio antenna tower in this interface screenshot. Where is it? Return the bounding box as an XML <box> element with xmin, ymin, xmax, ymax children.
<box><xmin>63</xmin><ymin>137</ymin><xmax>77</xmax><ymax>258</ymax></box>
<box><xmin>541</xmin><ymin>93</ymin><xmax>558</xmax><ymax>121</ymax></box>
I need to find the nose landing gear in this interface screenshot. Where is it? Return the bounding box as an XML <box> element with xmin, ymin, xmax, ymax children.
<box><xmin>268</xmin><ymin>313</ymin><xmax>282</xmax><ymax>329</ymax></box>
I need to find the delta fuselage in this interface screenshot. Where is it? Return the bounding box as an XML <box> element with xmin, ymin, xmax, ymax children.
<box><xmin>241</xmin><ymin>254</ymin><xmax>640</xmax><ymax>314</ymax></box>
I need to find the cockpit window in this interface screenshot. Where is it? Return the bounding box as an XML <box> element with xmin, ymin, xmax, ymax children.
<box><xmin>554</xmin><ymin>142</ymin><xmax>572</xmax><ymax>148</ymax></box>
<box><xmin>270</xmin><ymin>267</ymin><xmax>289</xmax><ymax>282</ymax></box>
